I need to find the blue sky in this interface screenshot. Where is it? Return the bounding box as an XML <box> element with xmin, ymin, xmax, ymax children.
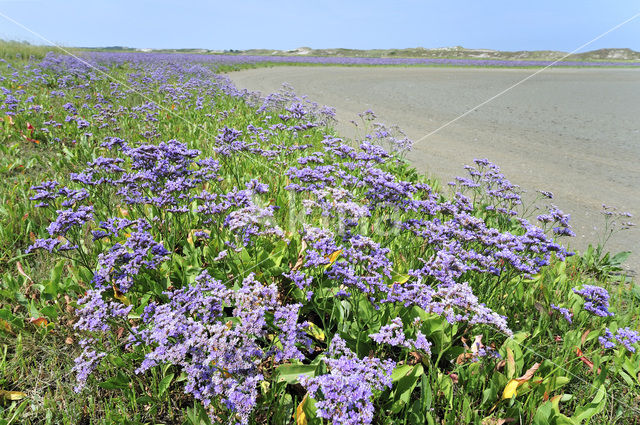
<box><xmin>0</xmin><ymin>0</ymin><xmax>638</xmax><ymax>51</ymax></box>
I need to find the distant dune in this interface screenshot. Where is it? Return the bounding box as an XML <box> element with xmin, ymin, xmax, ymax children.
<box><xmin>76</xmin><ymin>45</ymin><xmax>640</xmax><ymax>62</ymax></box>
<box><xmin>239</xmin><ymin>46</ymin><xmax>640</xmax><ymax>62</ymax></box>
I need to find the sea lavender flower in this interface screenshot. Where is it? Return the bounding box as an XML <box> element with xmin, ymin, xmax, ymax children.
<box><xmin>75</xmin><ymin>287</ymin><xmax>133</xmax><ymax>333</ymax></box>
<box><xmin>46</xmin><ymin>205</ymin><xmax>93</xmax><ymax>237</ymax></box>
<box><xmin>300</xmin><ymin>335</ymin><xmax>395</xmax><ymax>425</ymax></box>
<box><xmin>272</xmin><ymin>304</ymin><xmax>311</xmax><ymax>362</ymax></box>
<box><xmin>550</xmin><ymin>304</ymin><xmax>573</xmax><ymax>323</ymax></box>
<box><xmin>131</xmin><ymin>272</ymin><xmax>310</xmax><ymax>424</ymax></box>
<box><xmin>598</xmin><ymin>328</ymin><xmax>616</xmax><ymax>349</ymax></box>
<box><xmin>223</xmin><ymin>204</ymin><xmax>285</xmax><ymax>246</ymax></box>
<box><xmin>72</xmin><ymin>339</ymin><xmax>107</xmax><ymax>392</ymax></box>
<box><xmin>26</xmin><ymin>237</ymin><xmax>60</xmax><ymax>253</ymax></box>
<box><xmin>92</xmin><ymin>219</ymin><xmax>170</xmax><ymax>293</ymax></box>
<box><xmin>29</xmin><ymin>180</ymin><xmax>60</xmax><ymax>206</ymax></box>
<box><xmin>573</xmin><ymin>285</ymin><xmax>614</xmax><ymax>317</ymax></box>
<box><xmin>613</xmin><ymin>327</ymin><xmax>640</xmax><ymax>352</ymax></box>
<box><xmin>283</xmin><ymin>270</ymin><xmax>313</xmax><ymax>291</ymax></box>
<box><xmin>600</xmin><ymin>327</ymin><xmax>640</xmax><ymax>352</ymax></box>
<box><xmin>369</xmin><ymin>317</ymin><xmax>432</xmax><ymax>354</ymax></box>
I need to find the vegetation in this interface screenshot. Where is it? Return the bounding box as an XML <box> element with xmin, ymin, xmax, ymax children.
<box><xmin>0</xmin><ymin>48</ymin><xmax>638</xmax><ymax>425</ymax></box>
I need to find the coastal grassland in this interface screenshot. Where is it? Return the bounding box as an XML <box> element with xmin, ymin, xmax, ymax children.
<box><xmin>0</xmin><ymin>41</ymin><xmax>62</xmax><ymax>62</ymax></box>
<box><xmin>0</xmin><ymin>50</ymin><xmax>638</xmax><ymax>425</ymax></box>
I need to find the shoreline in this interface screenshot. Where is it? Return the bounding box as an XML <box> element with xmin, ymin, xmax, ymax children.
<box><xmin>229</xmin><ymin>66</ymin><xmax>640</xmax><ymax>273</ymax></box>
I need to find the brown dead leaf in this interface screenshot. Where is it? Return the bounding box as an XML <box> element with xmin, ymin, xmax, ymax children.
<box><xmin>115</xmin><ymin>327</ymin><xmax>125</xmax><ymax>339</ymax></box>
<box><xmin>576</xmin><ymin>347</ymin><xmax>600</xmax><ymax>373</ymax></box>
<box><xmin>29</xmin><ymin>317</ymin><xmax>48</xmax><ymax>327</ymax></box>
<box><xmin>408</xmin><ymin>351</ymin><xmax>421</xmax><ymax>365</ymax></box>
<box><xmin>65</xmin><ymin>337</ymin><xmax>74</xmax><ymax>345</ymax></box>
<box><xmin>0</xmin><ymin>319</ymin><xmax>14</xmax><ymax>335</ymax></box>
<box><xmin>581</xmin><ymin>329</ymin><xmax>591</xmax><ymax>346</ymax></box>
<box><xmin>518</xmin><ymin>362</ymin><xmax>540</xmax><ymax>381</ymax></box>
<box><xmin>16</xmin><ymin>261</ymin><xmax>33</xmax><ymax>282</ymax></box>
<box><xmin>291</xmin><ymin>240</ymin><xmax>308</xmax><ymax>271</ymax></box>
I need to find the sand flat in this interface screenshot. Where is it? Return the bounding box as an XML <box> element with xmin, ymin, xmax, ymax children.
<box><xmin>229</xmin><ymin>66</ymin><xmax>640</xmax><ymax>272</ymax></box>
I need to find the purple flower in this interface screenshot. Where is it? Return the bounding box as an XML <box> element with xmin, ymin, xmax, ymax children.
<box><xmin>550</xmin><ymin>304</ymin><xmax>573</xmax><ymax>323</ymax></box>
<box><xmin>283</xmin><ymin>270</ymin><xmax>313</xmax><ymax>291</ymax></box>
<box><xmin>272</xmin><ymin>303</ymin><xmax>311</xmax><ymax>362</ymax></box>
<box><xmin>128</xmin><ymin>272</ymin><xmax>310</xmax><ymax>424</ymax></box>
<box><xmin>599</xmin><ymin>327</ymin><xmax>640</xmax><ymax>352</ymax></box>
<box><xmin>92</xmin><ymin>219</ymin><xmax>170</xmax><ymax>293</ymax></box>
<box><xmin>46</xmin><ymin>205</ymin><xmax>93</xmax><ymax>237</ymax></box>
<box><xmin>300</xmin><ymin>335</ymin><xmax>395</xmax><ymax>425</ymax></box>
<box><xmin>573</xmin><ymin>285</ymin><xmax>614</xmax><ymax>317</ymax></box>
<box><xmin>369</xmin><ymin>317</ymin><xmax>432</xmax><ymax>354</ymax></box>
<box><xmin>72</xmin><ymin>339</ymin><xmax>107</xmax><ymax>392</ymax></box>
<box><xmin>26</xmin><ymin>237</ymin><xmax>60</xmax><ymax>253</ymax></box>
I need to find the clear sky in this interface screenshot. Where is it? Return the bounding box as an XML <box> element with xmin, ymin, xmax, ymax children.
<box><xmin>0</xmin><ymin>0</ymin><xmax>638</xmax><ymax>52</ymax></box>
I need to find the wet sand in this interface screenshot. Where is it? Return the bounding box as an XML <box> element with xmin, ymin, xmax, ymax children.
<box><xmin>229</xmin><ymin>66</ymin><xmax>640</xmax><ymax>273</ymax></box>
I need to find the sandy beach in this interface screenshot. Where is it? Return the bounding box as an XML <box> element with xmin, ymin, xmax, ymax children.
<box><xmin>229</xmin><ymin>66</ymin><xmax>640</xmax><ymax>273</ymax></box>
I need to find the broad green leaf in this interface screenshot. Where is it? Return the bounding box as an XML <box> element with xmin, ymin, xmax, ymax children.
<box><xmin>158</xmin><ymin>373</ymin><xmax>174</xmax><ymax>397</ymax></box>
<box><xmin>394</xmin><ymin>364</ymin><xmax>423</xmax><ymax>405</ymax></box>
<box><xmin>572</xmin><ymin>385</ymin><xmax>606</xmax><ymax>423</ymax></box>
<box><xmin>391</xmin><ymin>364</ymin><xmax>414</xmax><ymax>382</ymax></box>
<box><xmin>98</xmin><ymin>372</ymin><xmax>130</xmax><ymax>390</ymax></box>
<box><xmin>610</xmin><ymin>251</ymin><xmax>631</xmax><ymax>265</ymax></box>
<box><xmin>276</xmin><ymin>364</ymin><xmax>317</xmax><ymax>384</ymax></box>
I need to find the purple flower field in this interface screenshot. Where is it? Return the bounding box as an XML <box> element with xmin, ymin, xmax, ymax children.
<box><xmin>77</xmin><ymin>51</ymin><xmax>640</xmax><ymax>69</ymax></box>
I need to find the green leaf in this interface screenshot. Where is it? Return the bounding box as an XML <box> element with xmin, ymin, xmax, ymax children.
<box><xmin>158</xmin><ymin>372</ymin><xmax>174</xmax><ymax>397</ymax></box>
<box><xmin>572</xmin><ymin>385</ymin><xmax>606</xmax><ymax>423</ymax></box>
<box><xmin>393</xmin><ymin>364</ymin><xmax>423</xmax><ymax>407</ymax></box>
<box><xmin>610</xmin><ymin>251</ymin><xmax>630</xmax><ymax>265</ymax></box>
<box><xmin>98</xmin><ymin>372</ymin><xmax>130</xmax><ymax>390</ymax></box>
<box><xmin>301</xmin><ymin>394</ymin><xmax>320</xmax><ymax>425</ymax></box>
<box><xmin>276</xmin><ymin>364</ymin><xmax>317</xmax><ymax>384</ymax></box>
<box><xmin>391</xmin><ymin>364</ymin><xmax>414</xmax><ymax>382</ymax></box>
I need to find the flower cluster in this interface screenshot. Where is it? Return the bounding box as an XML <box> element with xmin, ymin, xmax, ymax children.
<box><xmin>599</xmin><ymin>327</ymin><xmax>640</xmax><ymax>352</ymax></box>
<box><xmin>573</xmin><ymin>285</ymin><xmax>614</xmax><ymax>317</ymax></box>
<box><xmin>551</xmin><ymin>304</ymin><xmax>573</xmax><ymax>323</ymax></box>
<box><xmin>130</xmin><ymin>272</ymin><xmax>310</xmax><ymax>424</ymax></box>
<box><xmin>300</xmin><ymin>336</ymin><xmax>395</xmax><ymax>425</ymax></box>
<box><xmin>369</xmin><ymin>318</ymin><xmax>432</xmax><ymax>353</ymax></box>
